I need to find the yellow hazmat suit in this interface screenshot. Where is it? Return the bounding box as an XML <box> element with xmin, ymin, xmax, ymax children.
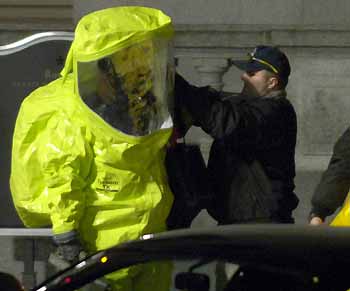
<box><xmin>10</xmin><ymin>6</ymin><xmax>174</xmax><ymax>291</ymax></box>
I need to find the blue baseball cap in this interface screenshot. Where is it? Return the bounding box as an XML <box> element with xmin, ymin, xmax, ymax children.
<box><xmin>231</xmin><ymin>46</ymin><xmax>291</xmax><ymax>86</ymax></box>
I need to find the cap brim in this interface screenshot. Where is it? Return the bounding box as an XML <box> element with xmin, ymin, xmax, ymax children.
<box><xmin>231</xmin><ymin>60</ymin><xmax>268</xmax><ymax>73</ymax></box>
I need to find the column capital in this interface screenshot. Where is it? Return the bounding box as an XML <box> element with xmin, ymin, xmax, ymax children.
<box><xmin>193</xmin><ymin>57</ymin><xmax>231</xmax><ymax>91</ymax></box>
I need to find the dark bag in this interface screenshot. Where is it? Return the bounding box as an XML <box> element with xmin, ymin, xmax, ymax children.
<box><xmin>165</xmin><ymin>143</ymin><xmax>212</xmax><ymax>229</ymax></box>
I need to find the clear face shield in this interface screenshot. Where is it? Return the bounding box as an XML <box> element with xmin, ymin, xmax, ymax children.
<box><xmin>77</xmin><ymin>39</ymin><xmax>174</xmax><ymax>136</ymax></box>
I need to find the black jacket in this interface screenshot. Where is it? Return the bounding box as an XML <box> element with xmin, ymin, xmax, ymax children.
<box><xmin>311</xmin><ymin>127</ymin><xmax>350</xmax><ymax>220</ymax></box>
<box><xmin>175</xmin><ymin>74</ymin><xmax>299</xmax><ymax>223</ymax></box>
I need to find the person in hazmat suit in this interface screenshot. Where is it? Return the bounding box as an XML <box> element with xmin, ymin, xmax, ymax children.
<box><xmin>10</xmin><ymin>6</ymin><xmax>175</xmax><ymax>291</ymax></box>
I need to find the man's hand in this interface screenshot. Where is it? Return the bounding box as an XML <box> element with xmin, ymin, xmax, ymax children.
<box><xmin>309</xmin><ymin>216</ymin><xmax>324</xmax><ymax>226</ymax></box>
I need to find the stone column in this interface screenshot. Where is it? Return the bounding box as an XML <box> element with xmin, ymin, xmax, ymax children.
<box><xmin>193</xmin><ymin>57</ymin><xmax>231</xmax><ymax>91</ymax></box>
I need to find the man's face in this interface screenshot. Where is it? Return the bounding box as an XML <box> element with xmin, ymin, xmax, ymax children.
<box><xmin>240</xmin><ymin>69</ymin><xmax>276</xmax><ymax>98</ymax></box>
<box><xmin>96</xmin><ymin>69</ymin><xmax>118</xmax><ymax>105</ymax></box>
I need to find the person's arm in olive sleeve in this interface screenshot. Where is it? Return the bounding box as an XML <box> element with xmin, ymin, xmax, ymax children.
<box><xmin>310</xmin><ymin>127</ymin><xmax>350</xmax><ymax>223</ymax></box>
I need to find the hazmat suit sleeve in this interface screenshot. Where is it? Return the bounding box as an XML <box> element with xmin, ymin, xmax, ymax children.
<box><xmin>39</xmin><ymin>118</ymin><xmax>92</xmax><ymax>234</ymax></box>
<box><xmin>10</xmin><ymin>80</ymin><xmax>93</xmax><ymax>235</ymax></box>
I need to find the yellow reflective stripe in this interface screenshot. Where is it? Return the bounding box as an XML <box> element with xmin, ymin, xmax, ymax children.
<box><xmin>251</xmin><ymin>57</ymin><xmax>279</xmax><ymax>74</ymax></box>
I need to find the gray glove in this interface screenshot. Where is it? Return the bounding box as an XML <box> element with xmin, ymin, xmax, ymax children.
<box><xmin>53</xmin><ymin>230</ymin><xmax>83</xmax><ymax>264</ymax></box>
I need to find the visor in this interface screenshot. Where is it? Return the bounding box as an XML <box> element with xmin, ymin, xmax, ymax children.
<box><xmin>77</xmin><ymin>39</ymin><xmax>174</xmax><ymax>136</ymax></box>
<box><xmin>231</xmin><ymin>60</ymin><xmax>268</xmax><ymax>73</ymax></box>
<box><xmin>231</xmin><ymin>53</ymin><xmax>279</xmax><ymax>74</ymax></box>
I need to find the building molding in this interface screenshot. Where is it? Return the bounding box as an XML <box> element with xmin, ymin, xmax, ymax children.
<box><xmin>174</xmin><ymin>24</ymin><xmax>350</xmax><ymax>49</ymax></box>
<box><xmin>0</xmin><ymin>0</ymin><xmax>73</xmax><ymax>31</ymax></box>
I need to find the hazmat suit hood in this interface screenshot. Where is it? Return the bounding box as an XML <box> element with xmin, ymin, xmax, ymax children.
<box><xmin>63</xmin><ymin>6</ymin><xmax>174</xmax><ymax>136</ymax></box>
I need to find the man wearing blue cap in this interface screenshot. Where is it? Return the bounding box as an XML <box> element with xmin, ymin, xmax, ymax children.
<box><xmin>175</xmin><ymin>45</ymin><xmax>299</xmax><ymax>224</ymax></box>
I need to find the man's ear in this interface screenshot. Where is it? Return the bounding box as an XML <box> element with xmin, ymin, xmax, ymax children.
<box><xmin>268</xmin><ymin>76</ymin><xmax>279</xmax><ymax>90</ymax></box>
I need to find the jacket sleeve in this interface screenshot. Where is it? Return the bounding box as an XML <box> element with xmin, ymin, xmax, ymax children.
<box><xmin>310</xmin><ymin>127</ymin><xmax>350</xmax><ymax>219</ymax></box>
<box><xmin>175</xmin><ymin>73</ymin><xmax>286</xmax><ymax>150</ymax></box>
<box><xmin>11</xmin><ymin>102</ymin><xmax>93</xmax><ymax>235</ymax></box>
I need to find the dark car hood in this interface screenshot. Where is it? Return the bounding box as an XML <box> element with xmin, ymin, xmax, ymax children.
<box><xmin>33</xmin><ymin>224</ymin><xmax>350</xmax><ymax>291</ymax></box>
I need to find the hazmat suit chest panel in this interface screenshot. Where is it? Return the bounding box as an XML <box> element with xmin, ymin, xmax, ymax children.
<box><xmin>11</xmin><ymin>76</ymin><xmax>174</xmax><ymax>252</ymax></box>
<box><xmin>80</xmin><ymin>128</ymin><xmax>174</xmax><ymax>251</ymax></box>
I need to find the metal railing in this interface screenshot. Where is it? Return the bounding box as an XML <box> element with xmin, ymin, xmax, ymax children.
<box><xmin>0</xmin><ymin>31</ymin><xmax>73</xmax><ymax>55</ymax></box>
